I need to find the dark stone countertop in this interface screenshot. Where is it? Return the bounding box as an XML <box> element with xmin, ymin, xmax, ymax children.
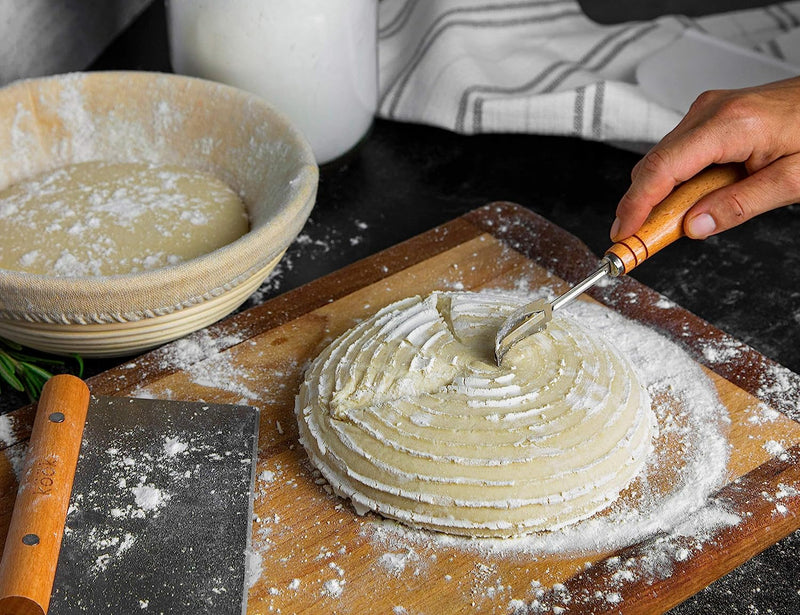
<box><xmin>2</xmin><ymin>1</ymin><xmax>798</xmax><ymax>613</ymax></box>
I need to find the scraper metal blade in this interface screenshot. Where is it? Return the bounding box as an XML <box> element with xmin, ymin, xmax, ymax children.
<box><xmin>0</xmin><ymin>375</ymin><xmax>260</xmax><ymax>615</ymax></box>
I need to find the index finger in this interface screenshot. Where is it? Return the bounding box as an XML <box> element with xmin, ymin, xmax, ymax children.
<box><xmin>612</xmin><ymin>129</ymin><xmax>727</xmax><ymax>240</ymax></box>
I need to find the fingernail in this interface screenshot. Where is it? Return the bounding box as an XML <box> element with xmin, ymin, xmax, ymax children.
<box><xmin>687</xmin><ymin>213</ymin><xmax>716</xmax><ymax>238</ymax></box>
<box><xmin>610</xmin><ymin>217</ymin><xmax>620</xmax><ymax>240</ymax></box>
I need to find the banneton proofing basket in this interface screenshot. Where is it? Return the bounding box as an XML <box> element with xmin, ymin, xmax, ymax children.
<box><xmin>0</xmin><ymin>72</ymin><xmax>318</xmax><ymax>357</ymax></box>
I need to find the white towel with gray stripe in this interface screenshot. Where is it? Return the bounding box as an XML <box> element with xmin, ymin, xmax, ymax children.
<box><xmin>377</xmin><ymin>0</ymin><xmax>800</xmax><ymax>145</ymax></box>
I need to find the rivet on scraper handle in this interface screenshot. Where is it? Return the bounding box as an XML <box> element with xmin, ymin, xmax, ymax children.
<box><xmin>495</xmin><ymin>162</ymin><xmax>747</xmax><ymax>364</ymax></box>
<box><xmin>0</xmin><ymin>375</ymin><xmax>90</xmax><ymax>615</ymax></box>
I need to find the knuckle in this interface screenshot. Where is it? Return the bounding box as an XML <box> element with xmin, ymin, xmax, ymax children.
<box><xmin>690</xmin><ymin>89</ymin><xmax>767</xmax><ymax>135</ymax></box>
<box><xmin>715</xmin><ymin>97</ymin><xmax>750</xmax><ymax>119</ymax></box>
<box><xmin>616</xmin><ymin>190</ymin><xmax>637</xmax><ymax>215</ymax></box>
<box><xmin>689</xmin><ymin>89</ymin><xmax>724</xmax><ymax>112</ymax></box>
<box><xmin>715</xmin><ymin>190</ymin><xmax>750</xmax><ymax>222</ymax></box>
<box><xmin>630</xmin><ymin>161</ymin><xmax>641</xmax><ymax>181</ymax></box>
<box><xmin>745</xmin><ymin>155</ymin><xmax>771</xmax><ymax>174</ymax></box>
<box><xmin>638</xmin><ymin>149</ymin><xmax>672</xmax><ymax>177</ymax></box>
<box><xmin>714</xmin><ymin>95</ymin><xmax>765</xmax><ymax>132</ymax></box>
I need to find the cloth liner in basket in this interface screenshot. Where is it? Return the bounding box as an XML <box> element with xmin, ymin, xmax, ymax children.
<box><xmin>0</xmin><ymin>71</ymin><xmax>318</xmax><ymax>357</ymax></box>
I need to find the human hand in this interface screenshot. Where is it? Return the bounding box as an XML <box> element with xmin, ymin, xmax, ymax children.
<box><xmin>611</xmin><ymin>76</ymin><xmax>800</xmax><ymax>241</ymax></box>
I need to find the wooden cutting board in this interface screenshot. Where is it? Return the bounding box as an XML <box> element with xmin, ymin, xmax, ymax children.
<box><xmin>1</xmin><ymin>202</ymin><xmax>799</xmax><ymax>614</ymax></box>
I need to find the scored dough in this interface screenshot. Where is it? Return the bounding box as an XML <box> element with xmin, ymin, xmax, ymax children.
<box><xmin>0</xmin><ymin>160</ymin><xmax>249</xmax><ymax>277</ymax></box>
<box><xmin>296</xmin><ymin>291</ymin><xmax>655</xmax><ymax>537</ymax></box>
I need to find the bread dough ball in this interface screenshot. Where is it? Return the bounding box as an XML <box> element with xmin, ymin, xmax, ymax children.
<box><xmin>0</xmin><ymin>161</ymin><xmax>249</xmax><ymax>276</ymax></box>
<box><xmin>296</xmin><ymin>291</ymin><xmax>655</xmax><ymax>537</ymax></box>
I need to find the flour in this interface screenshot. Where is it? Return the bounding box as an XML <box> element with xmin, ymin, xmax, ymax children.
<box><xmin>62</xmin><ymin>427</ymin><xmax>230</xmax><ymax>580</ymax></box>
<box><xmin>132</xmin><ymin>484</ymin><xmax>169</xmax><ymax>513</ymax></box>
<box><xmin>757</xmin><ymin>362</ymin><xmax>800</xmax><ymax>422</ymax></box>
<box><xmin>701</xmin><ymin>335</ymin><xmax>747</xmax><ymax>365</ymax></box>
<box><xmin>746</xmin><ymin>402</ymin><xmax>781</xmax><ymax>425</ymax></box>
<box><xmin>163</xmin><ymin>436</ymin><xmax>189</xmax><ymax>457</ymax></box>
<box><xmin>692</xmin><ymin>330</ymin><xmax>800</xmax><ymax>423</ymax></box>
<box><xmin>322</xmin><ymin>578</ymin><xmax>345</xmax><ymax>598</ymax></box>
<box><xmin>244</xmin><ymin>216</ymin><xmax>372</xmax><ymax>306</ymax></box>
<box><xmin>2</xmin><ymin>442</ymin><xmax>27</xmax><ymax>482</ymax></box>
<box><xmin>240</xmin><ymin>282</ymin><xmax>761</xmax><ymax>611</ymax></box>
<box><xmin>245</xmin><ymin>549</ymin><xmax>264</xmax><ymax>589</ymax></box>
<box><xmin>0</xmin><ymin>161</ymin><xmax>249</xmax><ymax>277</ymax></box>
<box><xmin>764</xmin><ymin>439</ymin><xmax>790</xmax><ymax>461</ymax></box>
<box><xmin>0</xmin><ymin>413</ymin><xmax>15</xmax><ymax>447</ymax></box>
<box><xmin>293</xmin><ymin>288</ymin><xmax>741</xmax><ymax>611</ymax></box>
<box><xmin>653</xmin><ymin>296</ymin><xmax>677</xmax><ymax>309</ymax></box>
<box><xmin>136</xmin><ymin>329</ymin><xmax>257</xmax><ymax>403</ymax></box>
<box><xmin>377</xmin><ymin>550</ymin><xmax>421</xmax><ymax>577</ymax></box>
<box><xmin>298</xmin><ymin>291</ymin><xmax>659</xmax><ymax>536</ymax></box>
<box><xmin>761</xmin><ymin>479</ymin><xmax>799</xmax><ymax>517</ymax></box>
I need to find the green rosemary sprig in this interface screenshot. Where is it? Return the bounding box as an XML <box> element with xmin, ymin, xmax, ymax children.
<box><xmin>0</xmin><ymin>337</ymin><xmax>84</xmax><ymax>401</ymax></box>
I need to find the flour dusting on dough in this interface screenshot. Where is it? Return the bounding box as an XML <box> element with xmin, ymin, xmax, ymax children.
<box><xmin>296</xmin><ymin>291</ymin><xmax>662</xmax><ymax>537</ymax></box>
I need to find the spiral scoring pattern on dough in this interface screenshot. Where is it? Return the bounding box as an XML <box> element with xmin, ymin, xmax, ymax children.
<box><xmin>296</xmin><ymin>291</ymin><xmax>654</xmax><ymax>537</ymax></box>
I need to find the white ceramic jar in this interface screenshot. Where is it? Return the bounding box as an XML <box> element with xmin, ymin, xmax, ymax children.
<box><xmin>167</xmin><ymin>0</ymin><xmax>378</xmax><ymax>164</ymax></box>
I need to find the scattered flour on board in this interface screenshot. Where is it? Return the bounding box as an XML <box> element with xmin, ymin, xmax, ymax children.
<box><xmin>245</xmin><ymin>549</ymin><xmax>264</xmax><ymax>589</ymax></box>
<box><xmin>653</xmin><ymin>295</ymin><xmax>677</xmax><ymax>309</ymax></box>
<box><xmin>746</xmin><ymin>402</ymin><xmax>781</xmax><ymax>425</ymax></box>
<box><xmin>242</xmin><ymin>288</ymin><xmax>792</xmax><ymax>612</ymax></box>
<box><xmin>764</xmin><ymin>440</ymin><xmax>790</xmax><ymax>461</ymax></box>
<box><xmin>760</xmin><ymin>482</ymin><xmax>800</xmax><ymax>518</ymax></box>
<box><xmin>0</xmin><ymin>414</ymin><xmax>15</xmax><ymax>446</ymax></box>
<box><xmin>756</xmin><ymin>362</ymin><xmax>800</xmax><ymax>422</ymax></box>
<box><xmin>323</xmin><ymin>578</ymin><xmax>345</xmax><ymax>598</ymax></box>
<box><xmin>701</xmin><ymin>335</ymin><xmax>747</xmax><ymax>365</ymax></box>
<box><xmin>697</xmin><ymin>332</ymin><xmax>800</xmax><ymax>423</ymax></box>
<box><xmin>134</xmin><ymin>329</ymin><xmax>258</xmax><ymax>403</ymax></box>
<box><xmin>377</xmin><ymin>550</ymin><xmax>421</xmax><ymax>577</ymax></box>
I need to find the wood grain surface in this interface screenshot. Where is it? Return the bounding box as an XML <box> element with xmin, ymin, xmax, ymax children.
<box><xmin>606</xmin><ymin>163</ymin><xmax>745</xmax><ymax>274</ymax></box>
<box><xmin>0</xmin><ymin>203</ymin><xmax>798</xmax><ymax>614</ymax></box>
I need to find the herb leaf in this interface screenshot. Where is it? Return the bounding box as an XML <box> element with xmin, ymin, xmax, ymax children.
<box><xmin>0</xmin><ymin>338</ymin><xmax>85</xmax><ymax>401</ymax></box>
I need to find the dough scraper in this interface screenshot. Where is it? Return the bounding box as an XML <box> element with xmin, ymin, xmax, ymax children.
<box><xmin>495</xmin><ymin>163</ymin><xmax>746</xmax><ymax>363</ymax></box>
<box><xmin>0</xmin><ymin>374</ymin><xmax>260</xmax><ymax>615</ymax></box>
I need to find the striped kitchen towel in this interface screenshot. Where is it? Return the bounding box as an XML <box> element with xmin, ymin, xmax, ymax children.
<box><xmin>377</xmin><ymin>0</ymin><xmax>800</xmax><ymax>145</ymax></box>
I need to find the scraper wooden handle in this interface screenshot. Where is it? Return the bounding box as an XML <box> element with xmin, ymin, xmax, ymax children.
<box><xmin>605</xmin><ymin>163</ymin><xmax>747</xmax><ymax>274</ymax></box>
<box><xmin>0</xmin><ymin>375</ymin><xmax>90</xmax><ymax>615</ymax></box>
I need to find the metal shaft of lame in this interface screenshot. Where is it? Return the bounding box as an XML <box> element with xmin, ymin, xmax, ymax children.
<box><xmin>550</xmin><ymin>258</ymin><xmax>612</xmax><ymax>313</ymax></box>
<box><xmin>495</xmin><ymin>255</ymin><xmax>619</xmax><ymax>365</ymax></box>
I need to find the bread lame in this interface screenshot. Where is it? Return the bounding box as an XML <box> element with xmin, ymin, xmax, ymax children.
<box><xmin>495</xmin><ymin>163</ymin><xmax>746</xmax><ymax>364</ymax></box>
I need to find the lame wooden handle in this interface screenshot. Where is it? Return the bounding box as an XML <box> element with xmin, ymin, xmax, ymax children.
<box><xmin>606</xmin><ymin>163</ymin><xmax>747</xmax><ymax>274</ymax></box>
<box><xmin>0</xmin><ymin>375</ymin><xmax>90</xmax><ymax>615</ymax></box>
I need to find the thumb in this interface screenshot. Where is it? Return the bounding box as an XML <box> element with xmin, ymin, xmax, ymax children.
<box><xmin>684</xmin><ymin>155</ymin><xmax>800</xmax><ymax>239</ymax></box>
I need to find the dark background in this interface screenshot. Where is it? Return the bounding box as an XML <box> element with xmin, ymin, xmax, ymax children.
<box><xmin>579</xmin><ymin>0</ymin><xmax>785</xmax><ymax>22</ymax></box>
<box><xmin>3</xmin><ymin>1</ymin><xmax>799</xmax><ymax>613</ymax></box>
